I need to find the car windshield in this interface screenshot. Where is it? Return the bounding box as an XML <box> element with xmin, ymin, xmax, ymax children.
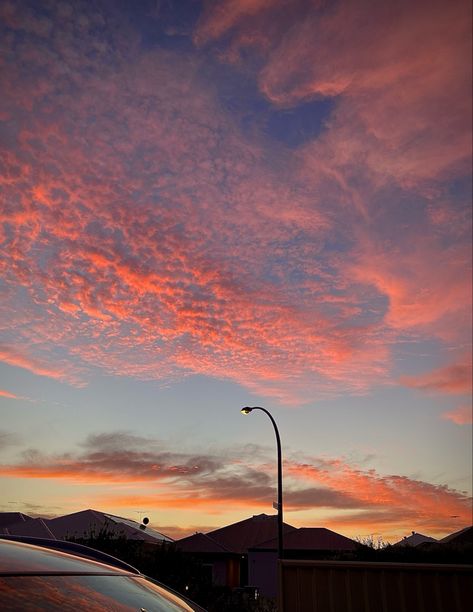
<box><xmin>0</xmin><ymin>574</ymin><xmax>195</xmax><ymax>611</ymax></box>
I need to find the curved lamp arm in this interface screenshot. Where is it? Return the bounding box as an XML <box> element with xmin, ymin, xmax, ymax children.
<box><xmin>241</xmin><ymin>406</ymin><xmax>284</xmax><ymax>559</ymax></box>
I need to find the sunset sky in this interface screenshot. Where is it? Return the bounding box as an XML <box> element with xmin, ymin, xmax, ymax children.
<box><xmin>0</xmin><ymin>0</ymin><xmax>471</xmax><ymax>543</ymax></box>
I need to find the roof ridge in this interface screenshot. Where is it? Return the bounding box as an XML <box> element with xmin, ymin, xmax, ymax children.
<box><xmin>208</xmin><ymin>513</ymin><xmax>273</xmax><ymax>536</ymax></box>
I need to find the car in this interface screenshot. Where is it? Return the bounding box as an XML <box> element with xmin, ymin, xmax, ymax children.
<box><xmin>0</xmin><ymin>536</ymin><xmax>206</xmax><ymax>611</ymax></box>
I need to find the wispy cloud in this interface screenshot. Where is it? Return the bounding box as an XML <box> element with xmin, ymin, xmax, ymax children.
<box><xmin>285</xmin><ymin>456</ymin><xmax>472</xmax><ymax>537</ymax></box>
<box><xmin>0</xmin><ymin>432</ymin><xmax>469</xmax><ymax>536</ymax></box>
<box><xmin>0</xmin><ymin>430</ymin><xmax>21</xmax><ymax>451</ymax></box>
<box><xmin>0</xmin><ymin>389</ymin><xmax>20</xmax><ymax>399</ymax></box>
<box><xmin>401</xmin><ymin>361</ymin><xmax>472</xmax><ymax>395</ymax></box>
<box><xmin>194</xmin><ymin>0</ymin><xmax>280</xmax><ymax>47</ymax></box>
<box><xmin>0</xmin><ymin>346</ymin><xmax>84</xmax><ymax>387</ymax></box>
<box><xmin>441</xmin><ymin>404</ymin><xmax>473</xmax><ymax>426</ymax></box>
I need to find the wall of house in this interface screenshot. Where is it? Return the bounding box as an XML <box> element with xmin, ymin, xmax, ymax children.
<box><xmin>248</xmin><ymin>550</ymin><xmax>278</xmax><ymax>598</ymax></box>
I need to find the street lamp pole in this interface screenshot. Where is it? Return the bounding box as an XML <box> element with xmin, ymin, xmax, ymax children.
<box><xmin>241</xmin><ymin>406</ymin><xmax>283</xmax><ymax>559</ymax></box>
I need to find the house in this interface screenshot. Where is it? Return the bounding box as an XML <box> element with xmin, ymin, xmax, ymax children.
<box><xmin>176</xmin><ymin>513</ymin><xmax>297</xmax><ymax>588</ymax></box>
<box><xmin>0</xmin><ymin>512</ymin><xmax>30</xmax><ymax>529</ymax></box>
<box><xmin>46</xmin><ymin>509</ymin><xmax>173</xmax><ymax>544</ymax></box>
<box><xmin>176</xmin><ymin>514</ymin><xmax>357</xmax><ymax>598</ymax></box>
<box><xmin>173</xmin><ymin>531</ymin><xmax>237</xmax><ymax>587</ymax></box>
<box><xmin>393</xmin><ymin>531</ymin><xmax>438</xmax><ymax>547</ymax></box>
<box><xmin>248</xmin><ymin>527</ymin><xmax>358</xmax><ymax>598</ymax></box>
<box><xmin>0</xmin><ymin>509</ymin><xmax>173</xmax><ymax>544</ymax></box>
<box><xmin>1</xmin><ymin>514</ymin><xmax>56</xmax><ymax>539</ymax></box>
<box><xmin>439</xmin><ymin>526</ymin><xmax>472</xmax><ymax>546</ymax></box>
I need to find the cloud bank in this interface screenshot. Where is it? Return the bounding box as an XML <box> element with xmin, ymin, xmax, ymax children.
<box><xmin>0</xmin><ymin>431</ymin><xmax>470</xmax><ymax>538</ymax></box>
<box><xmin>0</xmin><ymin>0</ymin><xmax>471</xmax><ymax>407</ymax></box>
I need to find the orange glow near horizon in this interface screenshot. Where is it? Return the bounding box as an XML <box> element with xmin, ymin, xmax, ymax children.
<box><xmin>0</xmin><ymin>446</ymin><xmax>470</xmax><ymax>542</ymax></box>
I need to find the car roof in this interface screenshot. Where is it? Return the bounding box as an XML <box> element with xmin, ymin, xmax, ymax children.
<box><xmin>0</xmin><ymin>538</ymin><xmax>137</xmax><ymax>575</ymax></box>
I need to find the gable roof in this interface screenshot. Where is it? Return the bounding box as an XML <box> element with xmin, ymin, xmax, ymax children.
<box><xmin>439</xmin><ymin>526</ymin><xmax>473</xmax><ymax>545</ymax></box>
<box><xmin>251</xmin><ymin>527</ymin><xmax>357</xmax><ymax>551</ymax></box>
<box><xmin>0</xmin><ymin>509</ymin><xmax>173</xmax><ymax>544</ymax></box>
<box><xmin>393</xmin><ymin>531</ymin><xmax>438</xmax><ymax>547</ymax></box>
<box><xmin>1</xmin><ymin>517</ymin><xmax>56</xmax><ymax>539</ymax></box>
<box><xmin>176</xmin><ymin>532</ymin><xmax>231</xmax><ymax>554</ymax></box>
<box><xmin>176</xmin><ymin>513</ymin><xmax>297</xmax><ymax>555</ymax></box>
<box><xmin>45</xmin><ymin>509</ymin><xmax>173</xmax><ymax>543</ymax></box>
<box><xmin>208</xmin><ymin>513</ymin><xmax>297</xmax><ymax>554</ymax></box>
<box><xmin>101</xmin><ymin>512</ymin><xmax>172</xmax><ymax>543</ymax></box>
<box><xmin>0</xmin><ymin>512</ymin><xmax>30</xmax><ymax>529</ymax></box>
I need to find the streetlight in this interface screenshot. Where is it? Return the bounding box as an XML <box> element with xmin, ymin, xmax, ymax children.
<box><xmin>241</xmin><ymin>406</ymin><xmax>284</xmax><ymax>559</ymax></box>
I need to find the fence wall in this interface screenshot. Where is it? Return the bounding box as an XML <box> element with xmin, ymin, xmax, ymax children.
<box><xmin>278</xmin><ymin>559</ymin><xmax>473</xmax><ymax>612</ymax></box>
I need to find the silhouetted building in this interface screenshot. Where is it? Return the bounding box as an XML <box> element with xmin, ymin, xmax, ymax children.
<box><xmin>176</xmin><ymin>513</ymin><xmax>296</xmax><ymax>588</ymax></box>
<box><xmin>1</xmin><ymin>515</ymin><xmax>55</xmax><ymax>539</ymax></box>
<box><xmin>249</xmin><ymin>527</ymin><xmax>357</xmax><ymax>598</ymax></box>
<box><xmin>393</xmin><ymin>531</ymin><xmax>438</xmax><ymax>547</ymax></box>
<box><xmin>439</xmin><ymin>526</ymin><xmax>472</xmax><ymax>546</ymax></box>
<box><xmin>175</xmin><ymin>514</ymin><xmax>357</xmax><ymax>597</ymax></box>
<box><xmin>0</xmin><ymin>509</ymin><xmax>172</xmax><ymax>544</ymax></box>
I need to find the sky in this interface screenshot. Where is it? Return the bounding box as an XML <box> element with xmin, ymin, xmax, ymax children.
<box><xmin>0</xmin><ymin>0</ymin><xmax>471</xmax><ymax>543</ymax></box>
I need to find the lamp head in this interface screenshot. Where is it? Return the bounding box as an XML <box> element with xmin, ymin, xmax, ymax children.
<box><xmin>241</xmin><ymin>407</ymin><xmax>253</xmax><ymax>415</ymax></box>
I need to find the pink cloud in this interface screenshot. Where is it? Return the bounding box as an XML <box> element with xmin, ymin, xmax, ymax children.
<box><xmin>285</xmin><ymin>456</ymin><xmax>472</xmax><ymax>534</ymax></box>
<box><xmin>200</xmin><ymin>0</ymin><xmax>472</xmax><ymax>217</ymax></box>
<box><xmin>0</xmin><ymin>389</ymin><xmax>19</xmax><ymax>399</ymax></box>
<box><xmin>0</xmin><ymin>346</ymin><xmax>84</xmax><ymax>386</ymax></box>
<box><xmin>441</xmin><ymin>404</ymin><xmax>473</xmax><ymax>426</ymax></box>
<box><xmin>401</xmin><ymin>361</ymin><xmax>472</xmax><ymax>395</ymax></box>
<box><xmin>193</xmin><ymin>0</ymin><xmax>471</xmax><ymax>372</ymax></box>
<box><xmin>256</xmin><ymin>0</ymin><xmax>472</xmax><ymax>180</ymax></box>
<box><xmin>0</xmin><ymin>0</ymin><xmax>470</xmax><ymax>405</ymax></box>
<box><xmin>0</xmin><ymin>34</ymin><xmax>392</xmax><ymax>402</ymax></box>
<box><xmin>194</xmin><ymin>0</ymin><xmax>277</xmax><ymax>46</ymax></box>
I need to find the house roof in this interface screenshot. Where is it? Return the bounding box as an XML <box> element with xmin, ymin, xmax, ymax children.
<box><xmin>0</xmin><ymin>509</ymin><xmax>173</xmax><ymax>544</ymax></box>
<box><xmin>439</xmin><ymin>526</ymin><xmax>473</xmax><ymax>545</ymax></box>
<box><xmin>251</xmin><ymin>527</ymin><xmax>357</xmax><ymax>551</ymax></box>
<box><xmin>176</xmin><ymin>513</ymin><xmax>297</xmax><ymax>555</ymax></box>
<box><xmin>0</xmin><ymin>512</ymin><xmax>30</xmax><ymax>529</ymax></box>
<box><xmin>45</xmin><ymin>509</ymin><xmax>173</xmax><ymax>543</ymax></box>
<box><xmin>393</xmin><ymin>531</ymin><xmax>438</xmax><ymax>547</ymax></box>
<box><xmin>176</xmin><ymin>532</ymin><xmax>231</xmax><ymax>554</ymax></box>
<box><xmin>208</xmin><ymin>514</ymin><xmax>297</xmax><ymax>555</ymax></box>
<box><xmin>101</xmin><ymin>512</ymin><xmax>172</xmax><ymax>543</ymax></box>
<box><xmin>2</xmin><ymin>517</ymin><xmax>56</xmax><ymax>539</ymax></box>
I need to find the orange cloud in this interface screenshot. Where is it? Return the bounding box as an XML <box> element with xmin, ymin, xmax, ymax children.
<box><xmin>441</xmin><ymin>405</ymin><xmax>473</xmax><ymax>426</ymax></box>
<box><xmin>153</xmin><ymin>523</ymin><xmax>217</xmax><ymax>541</ymax></box>
<box><xmin>0</xmin><ymin>346</ymin><xmax>83</xmax><ymax>386</ymax></box>
<box><xmin>0</xmin><ymin>389</ymin><xmax>19</xmax><ymax>399</ymax></box>
<box><xmin>0</xmin><ymin>433</ymin><xmax>470</xmax><ymax>537</ymax></box>
<box><xmin>93</xmin><ymin>493</ymin><xmax>269</xmax><ymax>513</ymax></box>
<box><xmin>348</xmin><ymin>241</ymin><xmax>471</xmax><ymax>338</ymax></box>
<box><xmin>285</xmin><ymin>457</ymin><xmax>472</xmax><ymax>534</ymax></box>
<box><xmin>401</xmin><ymin>362</ymin><xmax>472</xmax><ymax>395</ymax></box>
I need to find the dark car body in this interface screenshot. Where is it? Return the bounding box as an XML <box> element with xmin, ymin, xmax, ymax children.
<box><xmin>0</xmin><ymin>536</ymin><xmax>205</xmax><ymax>611</ymax></box>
